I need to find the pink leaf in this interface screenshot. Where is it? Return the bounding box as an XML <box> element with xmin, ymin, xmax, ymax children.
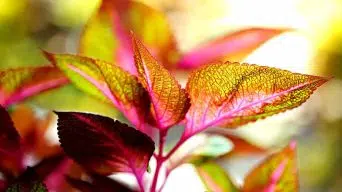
<box><xmin>177</xmin><ymin>28</ymin><xmax>289</xmax><ymax>69</ymax></box>
<box><xmin>33</xmin><ymin>154</ymin><xmax>72</xmax><ymax>191</ymax></box>
<box><xmin>243</xmin><ymin>141</ymin><xmax>298</xmax><ymax>192</ymax></box>
<box><xmin>0</xmin><ymin>67</ymin><xmax>69</xmax><ymax>107</ymax></box>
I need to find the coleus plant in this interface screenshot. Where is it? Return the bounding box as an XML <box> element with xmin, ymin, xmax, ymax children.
<box><xmin>38</xmin><ymin>33</ymin><xmax>328</xmax><ymax>192</ymax></box>
<box><xmin>0</xmin><ymin>0</ymin><xmax>330</xmax><ymax>191</ymax></box>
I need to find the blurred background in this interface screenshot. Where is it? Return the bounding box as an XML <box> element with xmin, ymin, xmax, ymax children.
<box><xmin>0</xmin><ymin>0</ymin><xmax>341</xmax><ymax>191</ymax></box>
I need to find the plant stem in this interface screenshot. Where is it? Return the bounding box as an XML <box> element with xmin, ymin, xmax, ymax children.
<box><xmin>150</xmin><ymin>130</ymin><xmax>167</xmax><ymax>192</ymax></box>
<box><xmin>137</xmin><ymin>175</ymin><xmax>145</xmax><ymax>192</ymax></box>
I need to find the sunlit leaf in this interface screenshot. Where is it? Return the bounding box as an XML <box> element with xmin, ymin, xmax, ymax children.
<box><xmin>177</xmin><ymin>28</ymin><xmax>288</xmax><ymax>69</ymax></box>
<box><xmin>185</xmin><ymin>62</ymin><xmax>329</xmax><ymax>137</ymax></box>
<box><xmin>0</xmin><ymin>105</ymin><xmax>22</xmax><ymax>176</ymax></box>
<box><xmin>45</xmin><ymin>52</ymin><xmax>150</xmax><ymax>132</ymax></box>
<box><xmin>242</xmin><ymin>141</ymin><xmax>298</xmax><ymax>192</ymax></box>
<box><xmin>0</xmin><ymin>66</ymin><xmax>69</xmax><ymax>107</ymax></box>
<box><xmin>193</xmin><ymin>160</ymin><xmax>238</xmax><ymax>192</ymax></box>
<box><xmin>66</xmin><ymin>174</ymin><xmax>135</xmax><ymax>192</ymax></box>
<box><xmin>56</xmin><ymin>112</ymin><xmax>155</xmax><ymax>177</ymax></box>
<box><xmin>133</xmin><ymin>35</ymin><xmax>189</xmax><ymax>129</ymax></box>
<box><xmin>80</xmin><ymin>0</ymin><xmax>177</xmax><ymax>73</ymax></box>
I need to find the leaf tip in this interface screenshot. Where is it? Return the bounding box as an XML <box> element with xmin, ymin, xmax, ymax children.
<box><xmin>289</xmin><ymin>140</ymin><xmax>297</xmax><ymax>150</ymax></box>
<box><xmin>42</xmin><ymin>50</ymin><xmax>56</xmax><ymax>65</ymax></box>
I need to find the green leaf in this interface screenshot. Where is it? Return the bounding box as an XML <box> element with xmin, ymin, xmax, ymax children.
<box><xmin>44</xmin><ymin>52</ymin><xmax>150</xmax><ymax>131</ymax></box>
<box><xmin>193</xmin><ymin>135</ymin><xmax>233</xmax><ymax>157</ymax></box>
<box><xmin>194</xmin><ymin>160</ymin><xmax>238</xmax><ymax>192</ymax></box>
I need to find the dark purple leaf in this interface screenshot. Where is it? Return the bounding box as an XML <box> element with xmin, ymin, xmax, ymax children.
<box><xmin>56</xmin><ymin>112</ymin><xmax>155</xmax><ymax>178</ymax></box>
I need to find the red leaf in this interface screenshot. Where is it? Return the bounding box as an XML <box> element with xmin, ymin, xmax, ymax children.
<box><xmin>0</xmin><ymin>66</ymin><xmax>69</xmax><ymax>107</ymax></box>
<box><xmin>0</xmin><ymin>105</ymin><xmax>23</xmax><ymax>176</ymax></box>
<box><xmin>66</xmin><ymin>174</ymin><xmax>136</xmax><ymax>192</ymax></box>
<box><xmin>177</xmin><ymin>28</ymin><xmax>289</xmax><ymax>69</ymax></box>
<box><xmin>184</xmin><ymin>62</ymin><xmax>329</xmax><ymax>137</ymax></box>
<box><xmin>32</xmin><ymin>154</ymin><xmax>72</xmax><ymax>191</ymax></box>
<box><xmin>56</xmin><ymin>112</ymin><xmax>155</xmax><ymax>178</ymax></box>
<box><xmin>133</xmin><ymin>35</ymin><xmax>190</xmax><ymax>129</ymax></box>
<box><xmin>243</xmin><ymin>141</ymin><xmax>298</xmax><ymax>192</ymax></box>
<box><xmin>0</xmin><ymin>180</ymin><xmax>6</xmax><ymax>191</ymax></box>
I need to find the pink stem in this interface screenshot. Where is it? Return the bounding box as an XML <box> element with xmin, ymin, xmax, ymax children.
<box><xmin>136</xmin><ymin>175</ymin><xmax>145</xmax><ymax>192</ymax></box>
<box><xmin>150</xmin><ymin>130</ymin><xmax>167</xmax><ymax>192</ymax></box>
<box><xmin>157</xmin><ymin>168</ymin><xmax>170</xmax><ymax>192</ymax></box>
<box><xmin>152</xmin><ymin>134</ymin><xmax>190</xmax><ymax>192</ymax></box>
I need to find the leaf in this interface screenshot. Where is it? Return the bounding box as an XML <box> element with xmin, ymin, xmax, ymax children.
<box><xmin>79</xmin><ymin>0</ymin><xmax>177</xmax><ymax>74</ymax></box>
<box><xmin>66</xmin><ymin>174</ymin><xmax>135</xmax><ymax>192</ymax></box>
<box><xmin>224</xmin><ymin>134</ymin><xmax>266</xmax><ymax>157</ymax></box>
<box><xmin>184</xmin><ymin>62</ymin><xmax>329</xmax><ymax>137</ymax></box>
<box><xmin>32</xmin><ymin>154</ymin><xmax>71</xmax><ymax>191</ymax></box>
<box><xmin>193</xmin><ymin>160</ymin><xmax>238</xmax><ymax>192</ymax></box>
<box><xmin>56</xmin><ymin>112</ymin><xmax>155</xmax><ymax>177</ymax></box>
<box><xmin>177</xmin><ymin>28</ymin><xmax>289</xmax><ymax>69</ymax></box>
<box><xmin>0</xmin><ymin>66</ymin><xmax>69</xmax><ymax>107</ymax></box>
<box><xmin>242</xmin><ymin>141</ymin><xmax>298</xmax><ymax>192</ymax></box>
<box><xmin>207</xmin><ymin>130</ymin><xmax>266</xmax><ymax>157</ymax></box>
<box><xmin>0</xmin><ymin>105</ymin><xmax>22</xmax><ymax>176</ymax></box>
<box><xmin>167</xmin><ymin>134</ymin><xmax>232</xmax><ymax>172</ymax></box>
<box><xmin>133</xmin><ymin>35</ymin><xmax>190</xmax><ymax>129</ymax></box>
<box><xmin>192</xmin><ymin>135</ymin><xmax>233</xmax><ymax>157</ymax></box>
<box><xmin>45</xmin><ymin>53</ymin><xmax>150</xmax><ymax>132</ymax></box>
